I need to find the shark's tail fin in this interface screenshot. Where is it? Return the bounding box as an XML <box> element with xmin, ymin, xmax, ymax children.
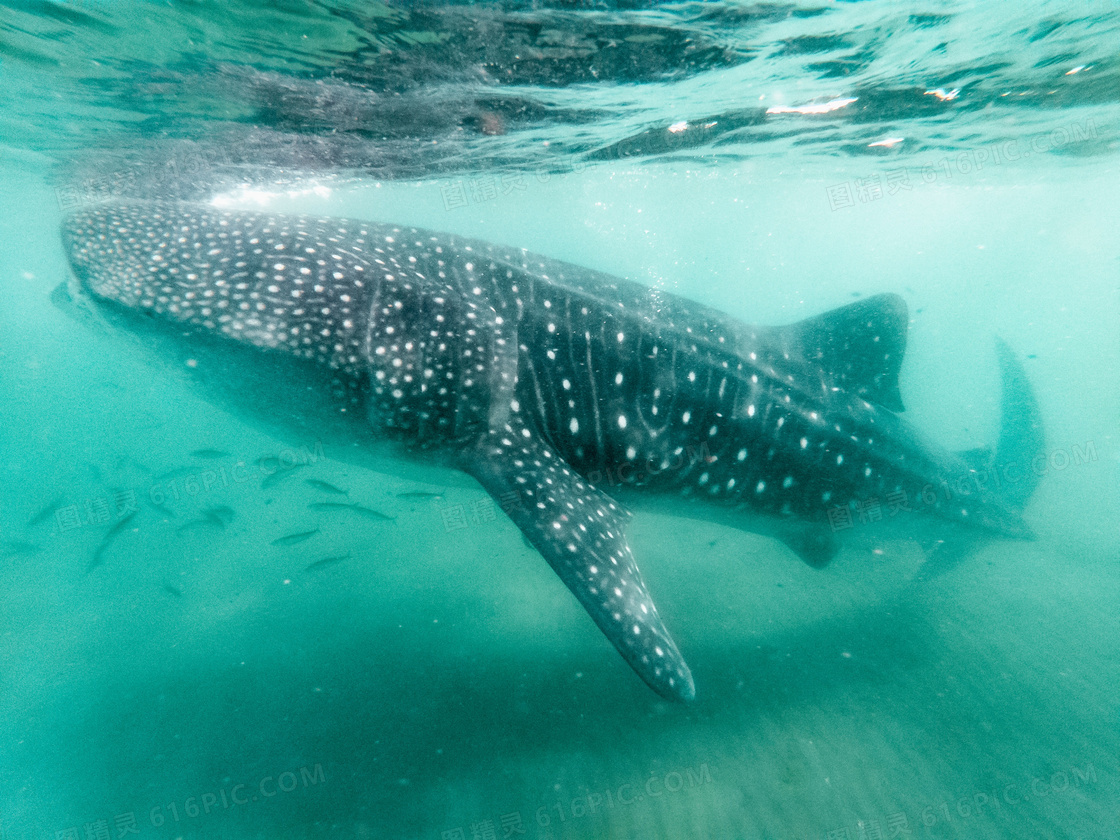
<box><xmin>993</xmin><ymin>337</ymin><xmax>1045</xmax><ymax>511</ymax></box>
<box><xmin>917</xmin><ymin>338</ymin><xmax>1044</xmax><ymax>581</ymax></box>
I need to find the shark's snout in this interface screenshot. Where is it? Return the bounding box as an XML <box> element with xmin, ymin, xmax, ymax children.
<box><xmin>59</xmin><ymin>200</ymin><xmax>383</xmax><ymax>372</ymax></box>
<box><xmin>61</xmin><ymin>206</ymin><xmax>141</xmax><ymax>306</ymax></box>
<box><xmin>57</xmin><ymin>210</ymin><xmax>118</xmax><ymax>329</ymax></box>
<box><xmin>60</xmin><ymin>211</ymin><xmax>94</xmax><ymax>281</ymax></box>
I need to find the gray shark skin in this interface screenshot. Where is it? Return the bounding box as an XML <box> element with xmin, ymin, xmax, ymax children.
<box><xmin>60</xmin><ymin>201</ymin><xmax>1044</xmax><ymax>702</ymax></box>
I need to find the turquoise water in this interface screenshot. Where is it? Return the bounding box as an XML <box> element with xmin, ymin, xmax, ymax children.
<box><xmin>1</xmin><ymin>2</ymin><xmax>1118</xmax><ymax>839</ymax></box>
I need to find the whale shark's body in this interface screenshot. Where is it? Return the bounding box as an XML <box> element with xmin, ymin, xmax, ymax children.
<box><xmin>61</xmin><ymin>201</ymin><xmax>1044</xmax><ymax>701</ymax></box>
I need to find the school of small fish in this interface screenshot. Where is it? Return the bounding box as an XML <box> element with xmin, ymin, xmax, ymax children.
<box><xmin>9</xmin><ymin>448</ymin><xmax>450</xmax><ymax>591</ymax></box>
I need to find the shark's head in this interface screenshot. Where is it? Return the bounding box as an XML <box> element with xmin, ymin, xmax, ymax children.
<box><xmin>60</xmin><ymin>201</ymin><xmax>378</xmax><ymax>368</ymax></box>
<box><xmin>57</xmin><ymin>202</ymin><xmax>390</xmax><ymax>441</ymax></box>
<box><xmin>59</xmin><ymin>201</ymin><xmax>519</xmax><ymax>449</ymax></box>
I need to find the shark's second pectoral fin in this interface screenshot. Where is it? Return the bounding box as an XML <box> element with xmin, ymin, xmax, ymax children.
<box><xmin>460</xmin><ymin>419</ymin><xmax>695</xmax><ymax>702</ymax></box>
<box><xmin>773</xmin><ymin>523</ymin><xmax>841</xmax><ymax>569</ymax></box>
<box><xmin>914</xmin><ymin>536</ymin><xmax>988</xmax><ymax>581</ymax></box>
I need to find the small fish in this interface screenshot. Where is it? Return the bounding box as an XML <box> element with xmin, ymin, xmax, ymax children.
<box><xmin>191</xmin><ymin>448</ymin><xmax>231</xmax><ymax>459</ymax></box>
<box><xmin>27</xmin><ymin>495</ymin><xmax>65</xmax><ymax>528</ymax></box>
<box><xmin>153</xmin><ymin>465</ymin><xmax>198</xmax><ymax>483</ymax></box>
<box><xmin>305</xmin><ymin>478</ymin><xmax>349</xmax><ymax>496</ymax></box>
<box><xmin>304</xmin><ymin>552</ymin><xmax>352</xmax><ymax>571</ymax></box>
<box><xmin>177</xmin><ymin>518</ymin><xmax>220</xmax><ymax>534</ymax></box>
<box><xmin>308</xmin><ymin>502</ymin><xmax>395</xmax><ymax>521</ymax></box>
<box><xmin>203</xmin><ymin>505</ymin><xmax>235</xmax><ymax>526</ymax></box>
<box><xmin>261</xmin><ymin>462</ymin><xmax>309</xmax><ymax>490</ymax></box>
<box><xmin>271</xmin><ymin>528</ymin><xmax>321</xmax><ymax>546</ymax></box>
<box><xmin>396</xmin><ymin>491</ymin><xmax>445</xmax><ymax>500</ymax></box>
<box><xmin>1</xmin><ymin>540</ymin><xmax>40</xmax><ymax>559</ymax></box>
<box><xmin>88</xmin><ymin>512</ymin><xmax>137</xmax><ymax>573</ymax></box>
<box><xmin>163</xmin><ymin>583</ymin><xmax>183</xmax><ymax>597</ymax></box>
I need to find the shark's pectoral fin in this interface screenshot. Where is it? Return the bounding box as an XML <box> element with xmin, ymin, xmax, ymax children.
<box><xmin>774</xmin><ymin>523</ymin><xmax>840</xmax><ymax>569</ymax></box>
<box><xmin>460</xmin><ymin>419</ymin><xmax>695</xmax><ymax>702</ymax></box>
<box><xmin>914</xmin><ymin>536</ymin><xmax>987</xmax><ymax>581</ymax></box>
<box><xmin>772</xmin><ymin>293</ymin><xmax>909</xmax><ymax>413</ymax></box>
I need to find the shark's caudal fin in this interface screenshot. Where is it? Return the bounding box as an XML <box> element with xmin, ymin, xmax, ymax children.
<box><xmin>918</xmin><ymin>338</ymin><xmax>1044</xmax><ymax>580</ymax></box>
<box><xmin>952</xmin><ymin>338</ymin><xmax>1046</xmax><ymax>510</ymax></box>
<box><xmin>992</xmin><ymin>336</ymin><xmax>1045</xmax><ymax>510</ymax></box>
<box><xmin>770</xmin><ymin>293</ymin><xmax>909</xmax><ymax>412</ymax></box>
<box><xmin>461</xmin><ymin>417</ymin><xmax>695</xmax><ymax>702</ymax></box>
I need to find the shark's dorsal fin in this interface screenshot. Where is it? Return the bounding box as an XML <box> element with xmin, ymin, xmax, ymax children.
<box><xmin>461</xmin><ymin>417</ymin><xmax>695</xmax><ymax>702</ymax></box>
<box><xmin>776</xmin><ymin>293</ymin><xmax>909</xmax><ymax>413</ymax></box>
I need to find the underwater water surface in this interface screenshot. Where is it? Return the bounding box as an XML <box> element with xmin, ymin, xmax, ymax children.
<box><xmin>0</xmin><ymin>2</ymin><xmax>1118</xmax><ymax>839</ymax></box>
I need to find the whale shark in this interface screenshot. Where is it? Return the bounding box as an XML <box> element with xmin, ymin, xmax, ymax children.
<box><xmin>60</xmin><ymin>200</ymin><xmax>1044</xmax><ymax>702</ymax></box>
